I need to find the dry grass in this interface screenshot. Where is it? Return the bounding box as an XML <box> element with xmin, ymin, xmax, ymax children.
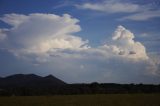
<box><xmin>0</xmin><ymin>94</ymin><xmax>160</xmax><ymax>106</ymax></box>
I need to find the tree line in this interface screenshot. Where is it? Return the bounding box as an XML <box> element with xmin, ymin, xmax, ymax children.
<box><xmin>1</xmin><ymin>82</ymin><xmax>160</xmax><ymax>96</ymax></box>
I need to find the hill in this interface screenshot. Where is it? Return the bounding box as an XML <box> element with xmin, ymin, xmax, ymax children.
<box><xmin>0</xmin><ymin>74</ymin><xmax>66</xmax><ymax>88</ymax></box>
<box><xmin>0</xmin><ymin>74</ymin><xmax>160</xmax><ymax>96</ymax></box>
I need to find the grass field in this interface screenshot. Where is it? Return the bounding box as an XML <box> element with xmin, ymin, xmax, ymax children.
<box><xmin>0</xmin><ymin>94</ymin><xmax>160</xmax><ymax>106</ymax></box>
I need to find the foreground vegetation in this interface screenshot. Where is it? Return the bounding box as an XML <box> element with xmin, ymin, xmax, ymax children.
<box><xmin>0</xmin><ymin>94</ymin><xmax>160</xmax><ymax>106</ymax></box>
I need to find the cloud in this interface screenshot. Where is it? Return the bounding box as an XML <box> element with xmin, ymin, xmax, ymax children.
<box><xmin>120</xmin><ymin>10</ymin><xmax>160</xmax><ymax>21</ymax></box>
<box><xmin>77</xmin><ymin>0</ymin><xmax>160</xmax><ymax>21</ymax></box>
<box><xmin>0</xmin><ymin>13</ymin><xmax>159</xmax><ymax>83</ymax></box>
<box><xmin>147</xmin><ymin>53</ymin><xmax>160</xmax><ymax>75</ymax></box>
<box><xmin>47</xmin><ymin>26</ymin><xmax>149</xmax><ymax>61</ymax></box>
<box><xmin>100</xmin><ymin>25</ymin><xmax>148</xmax><ymax>60</ymax></box>
<box><xmin>77</xmin><ymin>0</ymin><xmax>146</xmax><ymax>13</ymax></box>
<box><xmin>0</xmin><ymin>29</ymin><xmax>7</xmax><ymax>41</ymax></box>
<box><xmin>46</xmin><ymin>26</ymin><xmax>160</xmax><ymax>83</ymax></box>
<box><xmin>0</xmin><ymin>13</ymin><xmax>89</xmax><ymax>57</ymax></box>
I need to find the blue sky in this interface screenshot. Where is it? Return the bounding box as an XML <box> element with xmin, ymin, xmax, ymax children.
<box><xmin>0</xmin><ymin>0</ymin><xmax>160</xmax><ymax>83</ymax></box>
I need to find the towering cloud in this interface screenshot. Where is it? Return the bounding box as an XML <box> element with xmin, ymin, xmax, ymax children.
<box><xmin>100</xmin><ymin>25</ymin><xmax>148</xmax><ymax>60</ymax></box>
<box><xmin>0</xmin><ymin>13</ymin><xmax>89</xmax><ymax>57</ymax></box>
<box><xmin>0</xmin><ymin>13</ymin><xmax>159</xmax><ymax>83</ymax></box>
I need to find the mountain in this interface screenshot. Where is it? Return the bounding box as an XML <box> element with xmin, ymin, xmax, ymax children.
<box><xmin>0</xmin><ymin>74</ymin><xmax>160</xmax><ymax>96</ymax></box>
<box><xmin>0</xmin><ymin>74</ymin><xmax>66</xmax><ymax>88</ymax></box>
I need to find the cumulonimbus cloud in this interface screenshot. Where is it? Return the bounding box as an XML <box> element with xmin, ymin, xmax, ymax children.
<box><xmin>0</xmin><ymin>13</ymin><xmax>159</xmax><ymax>83</ymax></box>
<box><xmin>0</xmin><ymin>13</ymin><xmax>89</xmax><ymax>56</ymax></box>
<box><xmin>99</xmin><ymin>25</ymin><xmax>148</xmax><ymax>60</ymax></box>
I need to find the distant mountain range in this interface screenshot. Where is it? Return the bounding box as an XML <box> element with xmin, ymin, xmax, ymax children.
<box><xmin>0</xmin><ymin>74</ymin><xmax>66</xmax><ymax>88</ymax></box>
<box><xmin>0</xmin><ymin>74</ymin><xmax>160</xmax><ymax>96</ymax></box>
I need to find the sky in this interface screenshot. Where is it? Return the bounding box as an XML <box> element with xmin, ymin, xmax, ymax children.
<box><xmin>0</xmin><ymin>0</ymin><xmax>160</xmax><ymax>84</ymax></box>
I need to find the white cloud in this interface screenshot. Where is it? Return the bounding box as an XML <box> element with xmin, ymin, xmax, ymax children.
<box><xmin>48</xmin><ymin>26</ymin><xmax>149</xmax><ymax>61</ymax></box>
<box><xmin>120</xmin><ymin>10</ymin><xmax>160</xmax><ymax>21</ymax></box>
<box><xmin>77</xmin><ymin>0</ymin><xmax>148</xmax><ymax>13</ymax></box>
<box><xmin>0</xmin><ymin>13</ymin><xmax>159</xmax><ymax>83</ymax></box>
<box><xmin>77</xmin><ymin>0</ymin><xmax>160</xmax><ymax>21</ymax></box>
<box><xmin>100</xmin><ymin>25</ymin><xmax>148</xmax><ymax>60</ymax></box>
<box><xmin>0</xmin><ymin>13</ymin><xmax>89</xmax><ymax>57</ymax></box>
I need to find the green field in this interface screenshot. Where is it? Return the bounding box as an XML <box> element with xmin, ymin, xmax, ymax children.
<box><xmin>0</xmin><ymin>94</ymin><xmax>160</xmax><ymax>106</ymax></box>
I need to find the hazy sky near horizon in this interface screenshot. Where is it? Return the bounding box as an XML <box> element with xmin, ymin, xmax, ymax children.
<box><xmin>0</xmin><ymin>0</ymin><xmax>160</xmax><ymax>84</ymax></box>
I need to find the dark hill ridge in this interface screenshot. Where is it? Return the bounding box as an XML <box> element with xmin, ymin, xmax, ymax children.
<box><xmin>0</xmin><ymin>74</ymin><xmax>66</xmax><ymax>88</ymax></box>
<box><xmin>0</xmin><ymin>74</ymin><xmax>160</xmax><ymax>96</ymax></box>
